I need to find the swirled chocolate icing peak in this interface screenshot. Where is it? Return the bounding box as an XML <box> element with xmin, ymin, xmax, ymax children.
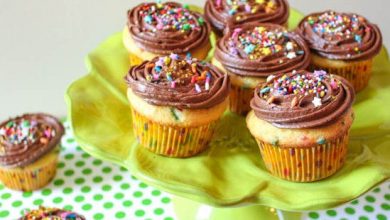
<box><xmin>204</xmin><ymin>0</ymin><xmax>289</xmax><ymax>35</ymax></box>
<box><xmin>214</xmin><ymin>23</ymin><xmax>310</xmax><ymax>77</ymax></box>
<box><xmin>127</xmin><ymin>1</ymin><xmax>210</xmax><ymax>55</ymax></box>
<box><xmin>297</xmin><ymin>11</ymin><xmax>382</xmax><ymax>60</ymax></box>
<box><xmin>126</xmin><ymin>54</ymin><xmax>230</xmax><ymax>109</ymax></box>
<box><xmin>0</xmin><ymin>114</ymin><xmax>64</xmax><ymax>167</ymax></box>
<box><xmin>250</xmin><ymin>70</ymin><xmax>355</xmax><ymax>128</ymax></box>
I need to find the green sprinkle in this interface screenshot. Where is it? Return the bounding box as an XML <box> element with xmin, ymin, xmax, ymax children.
<box><xmin>170</xmin><ymin>108</ymin><xmax>179</xmax><ymax>121</ymax></box>
<box><xmin>317</xmin><ymin>137</ymin><xmax>326</xmax><ymax>145</ymax></box>
<box><xmin>271</xmin><ymin>138</ymin><xmax>279</xmax><ymax>146</ymax></box>
<box><xmin>183</xmin><ymin>4</ymin><xmax>189</xmax><ymax>9</ymax></box>
<box><xmin>182</xmin><ymin>24</ymin><xmax>191</xmax><ymax>31</ymax></box>
<box><xmin>198</xmin><ymin>17</ymin><xmax>204</xmax><ymax>25</ymax></box>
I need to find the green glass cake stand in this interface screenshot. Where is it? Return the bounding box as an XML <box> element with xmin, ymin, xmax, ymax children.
<box><xmin>65</xmin><ymin>7</ymin><xmax>390</xmax><ymax>220</ymax></box>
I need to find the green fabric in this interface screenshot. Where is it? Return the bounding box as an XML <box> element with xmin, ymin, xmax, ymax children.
<box><xmin>65</xmin><ymin>7</ymin><xmax>390</xmax><ymax>211</ymax></box>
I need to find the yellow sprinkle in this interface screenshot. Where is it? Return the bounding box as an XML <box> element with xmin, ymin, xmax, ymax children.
<box><xmin>256</xmin><ymin>0</ymin><xmax>265</xmax><ymax>3</ymax></box>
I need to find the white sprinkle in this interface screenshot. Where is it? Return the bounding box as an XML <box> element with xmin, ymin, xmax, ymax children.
<box><xmin>312</xmin><ymin>97</ymin><xmax>322</xmax><ymax>107</ymax></box>
<box><xmin>286</xmin><ymin>42</ymin><xmax>294</xmax><ymax>51</ymax></box>
<box><xmin>286</xmin><ymin>52</ymin><xmax>297</xmax><ymax>59</ymax></box>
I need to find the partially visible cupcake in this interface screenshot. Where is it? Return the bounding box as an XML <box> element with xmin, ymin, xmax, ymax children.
<box><xmin>247</xmin><ymin>70</ymin><xmax>355</xmax><ymax>182</ymax></box>
<box><xmin>213</xmin><ymin>22</ymin><xmax>310</xmax><ymax>115</ymax></box>
<box><xmin>19</xmin><ymin>207</ymin><xmax>85</xmax><ymax>220</ymax></box>
<box><xmin>0</xmin><ymin>114</ymin><xmax>64</xmax><ymax>191</ymax></box>
<box><xmin>297</xmin><ymin>11</ymin><xmax>382</xmax><ymax>92</ymax></box>
<box><xmin>204</xmin><ymin>0</ymin><xmax>289</xmax><ymax>36</ymax></box>
<box><xmin>125</xmin><ymin>54</ymin><xmax>230</xmax><ymax>157</ymax></box>
<box><xmin>124</xmin><ymin>1</ymin><xmax>212</xmax><ymax>66</ymax></box>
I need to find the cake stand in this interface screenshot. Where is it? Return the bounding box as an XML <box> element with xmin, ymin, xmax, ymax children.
<box><xmin>65</xmin><ymin>8</ymin><xmax>390</xmax><ymax>220</ymax></box>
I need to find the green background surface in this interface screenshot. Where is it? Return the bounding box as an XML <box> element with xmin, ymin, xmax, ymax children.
<box><xmin>65</xmin><ymin>7</ymin><xmax>390</xmax><ymax>211</ymax></box>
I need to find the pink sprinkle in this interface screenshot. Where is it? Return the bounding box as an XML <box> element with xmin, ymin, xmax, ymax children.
<box><xmin>171</xmin><ymin>81</ymin><xmax>176</xmax><ymax>88</ymax></box>
<box><xmin>205</xmin><ymin>81</ymin><xmax>210</xmax><ymax>91</ymax></box>
<box><xmin>195</xmin><ymin>84</ymin><xmax>201</xmax><ymax>93</ymax></box>
<box><xmin>44</xmin><ymin>130</ymin><xmax>51</xmax><ymax>138</ymax></box>
<box><xmin>232</xmin><ymin>28</ymin><xmax>242</xmax><ymax>39</ymax></box>
<box><xmin>153</xmin><ymin>74</ymin><xmax>159</xmax><ymax>80</ymax></box>
<box><xmin>215</xmin><ymin>0</ymin><xmax>222</xmax><ymax>7</ymax></box>
<box><xmin>245</xmin><ymin>4</ymin><xmax>251</xmax><ymax>13</ymax></box>
<box><xmin>60</xmin><ymin>212</ymin><xmax>72</xmax><ymax>218</ymax></box>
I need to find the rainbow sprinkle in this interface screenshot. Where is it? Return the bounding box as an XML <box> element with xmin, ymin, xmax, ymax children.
<box><xmin>21</xmin><ymin>206</ymin><xmax>83</xmax><ymax>220</ymax></box>
<box><xmin>306</xmin><ymin>11</ymin><xmax>368</xmax><ymax>54</ymax></box>
<box><xmin>216</xmin><ymin>0</ymin><xmax>278</xmax><ymax>20</ymax></box>
<box><xmin>0</xmin><ymin>118</ymin><xmax>55</xmax><ymax>148</ymax></box>
<box><xmin>228</xmin><ymin>26</ymin><xmax>304</xmax><ymax>60</ymax></box>
<box><xmin>139</xmin><ymin>1</ymin><xmax>203</xmax><ymax>32</ymax></box>
<box><xmin>146</xmin><ymin>53</ymin><xmax>212</xmax><ymax>94</ymax></box>
<box><xmin>260</xmin><ymin>70</ymin><xmax>340</xmax><ymax>107</ymax></box>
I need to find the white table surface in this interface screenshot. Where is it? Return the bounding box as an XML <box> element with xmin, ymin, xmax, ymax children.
<box><xmin>0</xmin><ymin>0</ymin><xmax>389</xmax><ymax>119</ymax></box>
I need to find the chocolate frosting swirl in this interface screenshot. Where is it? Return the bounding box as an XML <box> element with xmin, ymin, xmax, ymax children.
<box><xmin>127</xmin><ymin>2</ymin><xmax>211</xmax><ymax>55</ymax></box>
<box><xmin>204</xmin><ymin>0</ymin><xmax>289</xmax><ymax>35</ymax></box>
<box><xmin>19</xmin><ymin>207</ymin><xmax>85</xmax><ymax>220</ymax></box>
<box><xmin>0</xmin><ymin>114</ymin><xmax>64</xmax><ymax>168</ymax></box>
<box><xmin>214</xmin><ymin>23</ymin><xmax>310</xmax><ymax>77</ymax></box>
<box><xmin>297</xmin><ymin>10</ymin><xmax>382</xmax><ymax>60</ymax></box>
<box><xmin>125</xmin><ymin>54</ymin><xmax>230</xmax><ymax>109</ymax></box>
<box><xmin>250</xmin><ymin>70</ymin><xmax>355</xmax><ymax>128</ymax></box>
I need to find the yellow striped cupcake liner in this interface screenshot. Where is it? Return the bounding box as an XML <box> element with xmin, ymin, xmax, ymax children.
<box><xmin>311</xmin><ymin>57</ymin><xmax>373</xmax><ymax>92</ymax></box>
<box><xmin>131</xmin><ymin>109</ymin><xmax>217</xmax><ymax>158</ymax></box>
<box><xmin>129</xmin><ymin>53</ymin><xmax>144</xmax><ymax>67</ymax></box>
<box><xmin>256</xmin><ymin>133</ymin><xmax>349</xmax><ymax>182</ymax></box>
<box><xmin>229</xmin><ymin>83</ymin><xmax>254</xmax><ymax>116</ymax></box>
<box><xmin>0</xmin><ymin>148</ymin><xmax>58</xmax><ymax>191</ymax></box>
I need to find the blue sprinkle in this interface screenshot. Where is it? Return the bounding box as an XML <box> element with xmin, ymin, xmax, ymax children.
<box><xmin>296</xmin><ymin>50</ymin><xmax>305</xmax><ymax>55</ymax></box>
<box><xmin>355</xmin><ymin>35</ymin><xmax>362</xmax><ymax>43</ymax></box>
<box><xmin>144</xmin><ymin>15</ymin><xmax>153</xmax><ymax>24</ymax></box>
<box><xmin>317</xmin><ymin>137</ymin><xmax>326</xmax><ymax>145</ymax></box>
<box><xmin>228</xmin><ymin>9</ymin><xmax>236</xmax><ymax>15</ymax></box>
<box><xmin>186</xmin><ymin>52</ymin><xmax>192</xmax><ymax>59</ymax></box>
<box><xmin>260</xmin><ymin>87</ymin><xmax>270</xmax><ymax>94</ymax></box>
<box><xmin>244</xmin><ymin>44</ymin><xmax>256</xmax><ymax>54</ymax></box>
<box><xmin>154</xmin><ymin>66</ymin><xmax>162</xmax><ymax>72</ymax></box>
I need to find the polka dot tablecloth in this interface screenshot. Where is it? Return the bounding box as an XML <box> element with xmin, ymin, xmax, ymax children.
<box><xmin>0</xmin><ymin>121</ymin><xmax>388</xmax><ymax>220</ymax></box>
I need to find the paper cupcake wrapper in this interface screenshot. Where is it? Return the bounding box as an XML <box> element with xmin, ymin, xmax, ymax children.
<box><xmin>311</xmin><ymin>58</ymin><xmax>373</xmax><ymax>92</ymax></box>
<box><xmin>129</xmin><ymin>53</ymin><xmax>144</xmax><ymax>67</ymax></box>
<box><xmin>131</xmin><ymin>109</ymin><xmax>218</xmax><ymax>158</ymax></box>
<box><xmin>256</xmin><ymin>133</ymin><xmax>349</xmax><ymax>182</ymax></box>
<box><xmin>0</xmin><ymin>149</ymin><xmax>58</xmax><ymax>191</ymax></box>
<box><xmin>229</xmin><ymin>83</ymin><xmax>254</xmax><ymax>115</ymax></box>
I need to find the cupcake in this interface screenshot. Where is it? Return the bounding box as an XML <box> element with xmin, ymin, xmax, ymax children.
<box><xmin>297</xmin><ymin>11</ymin><xmax>382</xmax><ymax>92</ymax></box>
<box><xmin>213</xmin><ymin>22</ymin><xmax>310</xmax><ymax>115</ymax></box>
<box><xmin>204</xmin><ymin>0</ymin><xmax>289</xmax><ymax>36</ymax></box>
<box><xmin>125</xmin><ymin>53</ymin><xmax>230</xmax><ymax>157</ymax></box>
<box><xmin>0</xmin><ymin>114</ymin><xmax>64</xmax><ymax>191</ymax></box>
<box><xmin>123</xmin><ymin>1</ymin><xmax>212</xmax><ymax>66</ymax></box>
<box><xmin>19</xmin><ymin>207</ymin><xmax>85</xmax><ymax>220</ymax></box>
<box><xmin>247</xmin><ymin>70</ymin><xmax>355</xmax><ymax>182</ymax></box>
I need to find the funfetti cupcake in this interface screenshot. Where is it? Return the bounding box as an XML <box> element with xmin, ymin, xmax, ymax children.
<box><xmin>247</xmin><ymin>70</ymin><xmax>355</xmax><ymax>182</ymax></box>
<box><xmin>204</xmin><ymin>0</ymin><xmax>289</xmax><ymax>36</ymax></box>
<box><xmin>19</xmin><ymin>207</ymin><xmax>85</xmax><ymax>220</ymax></box>
<box><xmin>124</xmin><ymin>1</ymin><xmax>212</xmax><ymax>66</ymax></box>
<box><xmin>213</xmin><ymin>22</ymin><xmax>310</xmax><ymax>115</ymax></box>
<box><xmin>125</xmin><ymin>54</ymin><xmax>230</xmax><ymax>158</ymax></box>
<box><xmin>0</xmin><ymin>114</ymin><xmax>64</xmax><ymax>191</ymax></box>
<box><xmin>297</xmin><ymin>11</ymin><xmax>382</xmax><ymax>92</ymax></box>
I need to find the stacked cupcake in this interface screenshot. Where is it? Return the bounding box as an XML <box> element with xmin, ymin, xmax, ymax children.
<box><xmin>121</xmin><ymin>0</ymin><xmax>383</xmax><ymax>183</ymax></box>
